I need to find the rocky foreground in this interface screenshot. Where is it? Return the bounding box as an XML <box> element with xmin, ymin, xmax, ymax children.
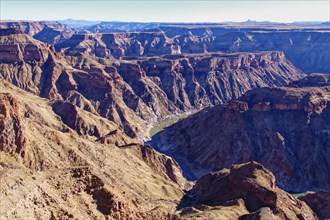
<box><xmin>0</xmin><ymin>81</ymin><xmax>321</xmax><ymax>219</ymax></box>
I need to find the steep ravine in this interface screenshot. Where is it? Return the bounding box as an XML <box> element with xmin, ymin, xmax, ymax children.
<box><xmin>0</xmin><ymin>28</ymin><xmax>306</xmax><ymax>140</ymax></box>
<box><xmin>148</xmin><ymin>74</ymin><xmax>330</xmax><ymax>192</ymax></box>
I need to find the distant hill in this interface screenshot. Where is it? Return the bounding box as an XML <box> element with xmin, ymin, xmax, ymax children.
<box><xmin>58</xmin><ymin>18</ymin><xmax>101</xmax><ymax>28</ymax></box>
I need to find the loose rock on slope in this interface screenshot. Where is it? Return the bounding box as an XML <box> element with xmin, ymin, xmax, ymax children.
<box><xmin>150</xmin><ymin>74</ymin><xmax>330</xmax><ymax>192</ymax></box>
<box><xmin>178</xmin><ymin>161</ymin><xmax>317</xmax><ymax>220</ymax></box>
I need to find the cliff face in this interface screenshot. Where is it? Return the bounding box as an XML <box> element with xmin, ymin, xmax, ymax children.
<box><xmin>207</xmin><ymin>31</ymin><xmax>330</xmax><ymax>74</ymax></box>
<box><xmin>54</xmin><ymin>27</ymin><xmax>330</xmax><ymax>74</ymax></box>
<box><xmin>0</xmin><ymin>79</ymin><xmax>186</xmax><ymax>219</ymax></box>
<box><xmin>137</xmin><ymin>52</ymin><xmax>304</xmax><ymax>108</ymax></box>
<box><xmin>0</xmin><ymin>30</ymin><xmax>305</xmax><ymax>139</ymax></box>
<box><xmin>55</xmin><ymin>32</ymin><xmax>181</xmax><ymax>58</ymax></box>
<box><xmin>178</xmin><ymin>162</ymin><xmax>316</xmax><ymax>220</ymax></box>
<box><xmin>2</xmin><ymin>21</ymin><xmax>329</xmax><ymax>73</ymax></box>
<box><xmin>298</xmin><ymin>191</ymin><xmax>330</xmax><ymax>220</ymax></box>
<box><xmin>0</xmin><ymin>79</ymin><xmax>318</xmax><ymax>219</ymax></box>
<box><xmin>0</xmin><ymin>30</ymin><xmax>155</xmax><ymax>138</ymax></box>
<box><xmin>0</xmin><ymin>21</ymin><xmax>74</xmax><ymax>44</ymax></box>
<box><xmin>0</xmin><ymin>26</ymin><xmax>326</xmax><ymax>219</ymax></box>
<box><xmin>150</xmin><ymin>75</ymin><xmax>330</xmax><ymax>192</ymax></box>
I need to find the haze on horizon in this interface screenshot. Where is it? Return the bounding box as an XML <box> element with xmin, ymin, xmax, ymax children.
<box><xmin>1</xmin><ymin>0</ymin><xmax>329</xmax><ymax>23</ymax></box>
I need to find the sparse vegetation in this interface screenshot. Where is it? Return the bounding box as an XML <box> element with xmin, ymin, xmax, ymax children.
<box><xmin>291</xmin><ymin>192</ymin><xmax>307</xmax><ymax>198</ymax></box>
<box><xmin>149</xmin><ymin>113</ymin><xmax>191</xmax><ymax>137</ymax></box>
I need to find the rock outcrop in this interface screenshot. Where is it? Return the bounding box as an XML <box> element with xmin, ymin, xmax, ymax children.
<box><xmin>2</xmin><ymin>21</ymin><xmax>329</xmax><ymax>73</ymax></box>
<box><xmin>54</xmin><ymin>23</ymin><xmax>330</xmax><ymax>73</ymax></box>
<box><xmin>0</xmin><ymin>21</ymin><xmax>73</xmax><ymax>44</ymax></box>
<box><xmin>178</xmin><ymin>161</ymin><xmax>317</xmax><ymax>220</ymax></box>
<box><xmin>0</xmin><ymin>79</ymin><xmax>186</xmax><ymax>219</ymax></box>
<box><xmin>1</xmin><ymin>29</ymin><xmax>305</xmax><ymax>139</ymax></box>
<box><xmin>298</xmin><ymin>191</ymin><xmax>330</xmax><ymax>220</ymax></box>
<box><xmin>150</xmin><ymin>75</ymin><xmax>330</xmax><ymax>191</ymax></box>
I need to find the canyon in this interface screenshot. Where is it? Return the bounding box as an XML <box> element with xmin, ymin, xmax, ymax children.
<box><xmin>0</xmin><ymin>28</ymin><xmax>305</xmax><ymax>139</ymax></box>
<box><xmin>1</xmin><ymin>21</ymin><xmax>329</xmax><ymax>74</ymax></box>
<box><xmin>150</xmin><ymin>74</ymin><xmax>330</xmax><ymax>192</ymax></box>
<box><xmin>0</xmin><ymin>20</ymin><xmax>330</xmax><ymax>219</ymax></box>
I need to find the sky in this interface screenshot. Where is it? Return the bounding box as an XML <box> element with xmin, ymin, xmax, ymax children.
<box><xmin>1</xmin><ymin>0</ymin><xmax>329</xmax><ymax>23</ymax></box>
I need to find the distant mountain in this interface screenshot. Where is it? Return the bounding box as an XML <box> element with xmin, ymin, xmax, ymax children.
<box><xmin>292</xmin><ymin>21</ymin><xmax>323</xmax><ymax>25</ymax></box>
<box><xmin>58</xmin><ymin>18</ymin><xmax>101</xmax><ymax>28</ymax></box>
<box><xmin>320</xmin><ymin>21</ymin><xmax>330</xmax><ymax>26</ymax></box>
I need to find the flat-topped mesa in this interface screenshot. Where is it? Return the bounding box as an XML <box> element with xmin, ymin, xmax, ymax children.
<box><xmin>0</xmin><ymin>28</ymin><xmax>24</xmax><ymax>36</ymax></box>
<box><xmin>55</xmin><ymin>33</ymin><xmax>111</xmax><ymax>58</ymax></box>
<box><xmin>289</xmin><ymin>73</ymin><xmax>330</xmax><ymax>87</ymax></box>
<box><xmin>0</xmin><ymin>30</ymin><xmax>52</xmax><ymax>64</ymax></box>
<box><xmin>56</xmin><ymin>32</ymin><xmax>181</xmax><ymax>58</ymax></box>
<box><xmin>169</xmin><ymin>51</ymin><xmax>286</xmax><ymax>71</ymax></box>
<box><xmin>0</xmin><ymin>21</ymin><xmax>74</xmax><ymax>44</ymax></box>
<box><xmin>0</xmin><ymin>21</ymin><xmax>64</xmax><ymax>36</ymax></box>
<box><xmin>0</xmin><ymin>30</ymin><xmax>306</xmax><ymax>139</ymax></box>
<box><xmin>240</xmin><ymin>74</ymin><xmax>330</xmax><ymax>113</ymax></box>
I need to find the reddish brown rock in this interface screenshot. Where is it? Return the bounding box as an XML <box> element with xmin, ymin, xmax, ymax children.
<box><xmin>239</xmin><ymin>207</ymin><xmax>278</xmax><ymax>220</ymax></box>
<box><xmin>0</xmin><ymin>93</ymin><xmax>27</xmax><ymax>155</ymax></box>
<box><xmin>150</xmin><ymin>76</ymin><xmax>330</xmax><ymax>192</ymax></box>
<box><xmin>228</xmin><ymin>100</ymin><xmax>249</xmax><ymax>112</ymax></box>
<box><xmin>0</xmin><ymin>79</ymin><xmax>185</xmax><ymax>220</ymax></box>
<box><xmin>298</xmin><ymin>191</ymin><xmax>330</xmax><ymax>220</ymax></box>
<box><xmin>182</xmin><ymin>161</ymin><xmax>317</xmax><ymax>220</ymax></box>
<box><xmin>0</xmin><ymin>30</ymin><xmax>305</xmax><ymax>139</ymax></box>
<box><xmin>0</xmin><ymin>21</ymin><xmax>73</xmax><ymax>44</ymax></box>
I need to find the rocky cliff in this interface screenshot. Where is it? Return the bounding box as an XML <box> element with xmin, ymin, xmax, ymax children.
<box><xmin>0</xmin><ymin>26</ymin><xmax>327</xmax><ymax>219</ymax></box>
<box><xmin>54</xmin><ymin>25</ymin><xmax>330</xmax><ymax>74</ymax></box>
<box><xmin>0</xmin><ymin>29</ymin><xmax>305</xmax><ymax>139</ymax></box>
<box><xmin>150</xmin><ymin>74</ymin><xmax>330</xmax><ymax>192</ymax></box>
<box><xmin>298</xmin><ymin>191</ymin><xmax>330</xmax><ymax>220</ymax></box>
<box><xmin>0</xmin><ymin>79</ymin><xmax>186</xmax><ymax>219</ymax></box>
<box><xmin>178</xmin><ymin>161</ymin><xmax>317</xmax><ymax>220</ymax></box>
<box><xmin>0</xmin><ymin>87</ymin><xmax>318</xmax><ymax>219</ymax></box>
<box><xmin>0</xmin><ymin>21</ymin><xmax>74</xmax><ymax>44</ymax></box>
<box><xmin>2</xmin><ymin>21</ymin><xmax>329</xmax><ymax>73</ymax></box>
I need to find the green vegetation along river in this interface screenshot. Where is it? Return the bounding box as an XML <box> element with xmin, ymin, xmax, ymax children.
<box><xmin>149</xmin><ymin>113</ymin><xmax>191</xmax><ymax>137</ymax></box>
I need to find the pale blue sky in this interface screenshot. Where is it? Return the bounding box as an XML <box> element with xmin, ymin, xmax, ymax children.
<box><xmin>1</xmin><ymin>0</ymin><xmax>329</xmax><ymax>23</ymax></box>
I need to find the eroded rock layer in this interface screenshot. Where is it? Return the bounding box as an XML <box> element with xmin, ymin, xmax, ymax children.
<box><xmin>0</xmin><ymin>29</ymin><xmax>305</xmax><ymax>139</ymax></box>
<box><xmin>0</xmin><ymin>79</ymin><xmax>186</xmax><ymax>219</ymax></box>
<box><xmin>150</xmin><ymin>74</ymin><xmax>330</xmax><ymax>192</ymax></box>
<box><xmin>178</xmin><ymin>161</ymin><xmax>317</xmax><ymax>220</ymax></box>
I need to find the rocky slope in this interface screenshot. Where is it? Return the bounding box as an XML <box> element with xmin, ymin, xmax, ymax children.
<box><xmin>55</xmin><ymin>32</ymin><xmax>181</xmax><ymax>58</ymax></box>
<box><xmin>0</xmin><ymin>26</ymin><xmax>327</xmax><ymax>219</ymax></box>
<box><xmin>150</xmin><ymin>74</ymin><xmax>330</xmax><ymax>192</ymax></box>
<box><xmin>54</xmin><ymin>26</ymin><xmax>330</xmax><ymax>74</ymax></box>
<box><xmin>2</xmin><ymin>21</ymin><xmax>329</xmax><ymax>73</ymax></box>
<box><xmin>0</xmin><ymin>29</ymin><xmax>305</xmax><ymax>139</ymax></box>
<box><xmin>178</xmin><ymin>161</ymin><xmax>317</xmax><ymax>220</ymax></box>
<box><xmin>0</xmin><ymin>88</ymin><xmax>318</xmax><ymax>219</ymax></box>
<box><xmin>0</xmin><ymin>21</ymin><xmax>74</xmax><ymax>44</ymax></box>
<box><xmin>298</xmin><ymin>191</ymin><xmax>330</xmax><ymax>220</ymax></box>
<box><xmin>0</xmin><ymin>78</ymin><xmax>187</xmax><ymax>219</ymax></box>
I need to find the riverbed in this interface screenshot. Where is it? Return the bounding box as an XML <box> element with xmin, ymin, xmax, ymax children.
<box><xmin>149</xmin><ymin>113</ymin><xmax>191</xmax><ymax>137</ymax></box>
